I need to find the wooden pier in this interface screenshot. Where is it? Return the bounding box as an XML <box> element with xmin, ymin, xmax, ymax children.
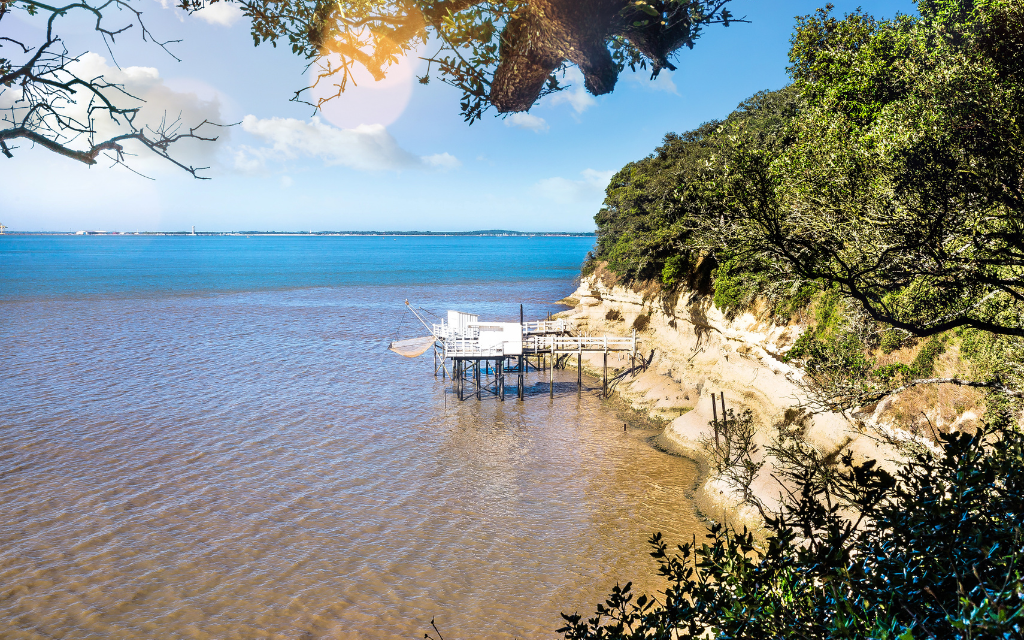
<box><xmin>419</xmin><ymin>309</ymin><xmax>640</xmax><ymax>401</ymax></box>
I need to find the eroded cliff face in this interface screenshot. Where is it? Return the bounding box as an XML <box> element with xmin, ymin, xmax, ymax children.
<box><xmin>557</xmin><ymin>274</ymin><xmax>900</xmax><ymax>529</ymax></box>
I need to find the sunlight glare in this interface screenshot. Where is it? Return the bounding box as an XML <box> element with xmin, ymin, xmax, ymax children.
<box><xmin>309</xmin><ymin>47</ymin><xmax>425</xmax><ymax>129</ymax></box>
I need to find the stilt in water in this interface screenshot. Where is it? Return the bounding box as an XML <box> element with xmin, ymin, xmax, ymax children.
<box><xmin>518</xmin><ymin>355</ymin><xmax>524</xmax><ymax>400</ymax></box>
<box><xmin>549</xmin><ymin>347</ymin><xmax>554</xmax><ymax>398</ymax></box>
<box><xmin>498</xmin><ymin>359</ymin><xmax>504</xmax><ymax>400</ymax></box>
<box><xmin>603</xmin><ymin>351</ymin><xmax>608</xmax><ymax>398</ymax></box>
<box><xmin>577</xmin><ymin>349</ymin><xmax>582</xmax><ymax>394</ymax></box>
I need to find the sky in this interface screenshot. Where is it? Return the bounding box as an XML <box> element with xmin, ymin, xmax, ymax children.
<box><xmin>0</xmin><ymin>0</ymin><xmax>913</xmax><ymax>233</ymax></box>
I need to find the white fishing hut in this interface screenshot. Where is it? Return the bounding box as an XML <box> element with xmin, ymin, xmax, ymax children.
<box><xmin>390</xmin><ymin>302</ymin><xmax>641</xmax><ymax>401</ymax></box>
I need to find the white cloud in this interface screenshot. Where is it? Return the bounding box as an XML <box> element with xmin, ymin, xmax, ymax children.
<box><xmin>280</xmin><ymin>175</ymin><xmax>294</xmax><ymax>188</ymax></box>
<box><xmin>422</xmin><ymin>153</ymin><xmax>461</xmax><ymax>170</ymax></box>
<box><xmin>504</xmin><ymin>112</ymin><xmax>549</xmax><ymax>133</ymax></box>
<box><xmin>548</xmin><ymin>67</ymin><xmax>596</xmax><ymax>114</ymax></box>
<box><xmin>34</xmin><ymin>53</ymin><xmax>230</xmax><ymax>174</ymax></box>
<box><xmin>535</xmin><ymin>168</ymin><xmax>615</xmax><ymax>205</ymax></box>
<box><xmin>237</xmin><ymin>115</ymin><xmax>458</xmax><ymax>172</ymax></box>
<box><xmin>193</xmin><ymin>2</ymin><xmax>243</xmax><ymax>26</ymax></box>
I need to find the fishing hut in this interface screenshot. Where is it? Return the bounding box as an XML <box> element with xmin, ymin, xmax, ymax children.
<box><xmin>389</xmin><ymin>302</ymin><xmax>641</xmax><ymax>401</ymax></box>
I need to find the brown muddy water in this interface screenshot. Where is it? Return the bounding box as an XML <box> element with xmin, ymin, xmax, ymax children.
<box><xmin>0</xmin><ymin>236</ymin><xmax>704</xmax><ymax>639</ymax></box>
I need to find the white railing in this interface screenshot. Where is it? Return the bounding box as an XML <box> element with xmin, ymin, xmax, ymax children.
<box><xmin>526</xmin><ymin>335</ymin><xmax>636</xmax><ymax>352</ymax></box>
<box><xmin>436</xmin><ymin>319</ymin><xmax>572</xmax><ymax>339</ymax></box>
<box><xmin>443</xmin><ymin>338</ymin><xmax>504</xmax><ymax>357</ymax></box>
<box><xmin>433</xmin><ymin>322</ymin><xmax>479</xmax><ymax>341</ymax></box>
<box><xmin>522</xmin><ymin>319</ymin><xmax>572</xmax><ymax>335</ymax></box>
<box><xmin>440</xmin><ymin>335</ymin><xmax>636</xmax><ymax>357</ymax></box>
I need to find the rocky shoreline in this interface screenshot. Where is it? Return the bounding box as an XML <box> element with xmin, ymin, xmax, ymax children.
<box><xmin>554</xmin><ymin>274</ymin><xmax>906</xmax><ymax>530</ymax></box>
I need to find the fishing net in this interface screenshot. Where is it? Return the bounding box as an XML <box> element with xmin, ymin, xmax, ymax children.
<box><xmin>388</xmin><ymin>336</ymin><xmax>436</xmax><ymax>358</ymax></box>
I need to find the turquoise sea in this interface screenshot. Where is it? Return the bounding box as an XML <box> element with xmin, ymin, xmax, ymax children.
<box><xmin>0</xmin><ymin>235</ymin><xmax>701</xmax><ymax>639</ymax></box>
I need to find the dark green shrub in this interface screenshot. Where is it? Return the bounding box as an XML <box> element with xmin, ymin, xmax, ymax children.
<box><xmin>782</xmin><ymin>330</ymin><xmax>817</xmax><ymax>362</ymax></box>
<box><xmin>879</xmin><ymin>330</ymin><xmax>904</xmax><ymax>354</ymax></box>
<box><xmin>911</xmin><ymin>336</ymin><xmax>946</xmax><ymax>377</ymax></box>
<box><xmin>772</xmin><ymin>281</ymin><xmax>818</xmax><ymax>321</ymax></box>
<box><xmin>661</xmin><ymin>255</ymin><xmax>687</xmax><ymax>289</ymax></box>
<box><xmin>581</xmin><ymin>251</ymin><xmax>598</xmax><ymax>277</ymax></box>
<box><xmin>632</xmin><ymin>314</ymin><xmax>650</xmax><ymax>331</ymax></box>
<box><xmin>559</xmin><ymin>405</ymin><xmax>1024</xmax><ymax>639</ymax></box>
<box><xmin>605</xmin><ymin>309</ymin><xmax>622</xmax><ymax>321</ymax></box>
<box><xmin>711</xmin><ymin>258</ymin><xmax>751</xmax><ymax>313</ymax></box>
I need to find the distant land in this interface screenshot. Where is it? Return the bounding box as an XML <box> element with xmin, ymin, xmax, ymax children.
<box><xmin>1</xmin><ymin>230</ymin><xmax>596</xmax><ymax>237</ymax></box>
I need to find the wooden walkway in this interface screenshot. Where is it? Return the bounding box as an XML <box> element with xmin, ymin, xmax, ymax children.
<box><xmin>433</xmin><ymin>318</ymin><xmax>640</xmax><ymax>401</ymax></box>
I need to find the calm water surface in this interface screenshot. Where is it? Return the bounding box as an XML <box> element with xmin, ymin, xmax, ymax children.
<box><xmin>0</xmin><ymin>236</ymin><xmax>702</xmax><ymax>639</ymax></box>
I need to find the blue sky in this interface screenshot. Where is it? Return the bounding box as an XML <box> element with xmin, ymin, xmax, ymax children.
<box><xmin>1</xmin><ymin>0</ymin><xmax>911</xmax><ymax>232</ymax></box>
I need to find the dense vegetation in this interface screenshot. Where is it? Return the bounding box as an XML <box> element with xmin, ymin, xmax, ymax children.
<box><xmin>586</xmin><ymin>0</ymin><xmax>1024</xmax><ymax>410</ymax></box>
<box><xmin>566</xmin><ymin>2</ymin><xmax>1024</xmax><ymax>637</ymax></box>
<box><xmin>559</xmin><ymin>400</ymin><xmax>1024</xmax><ymax>639</ymax></box>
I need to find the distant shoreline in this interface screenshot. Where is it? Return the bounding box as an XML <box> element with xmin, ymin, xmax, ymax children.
<box><xmin>1</xmin><ymin>230</ymin><xmax>596</xmax><ymax>237</ymax></box>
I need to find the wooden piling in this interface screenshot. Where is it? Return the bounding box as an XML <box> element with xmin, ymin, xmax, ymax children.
<box><xmin>603</xmin><ymin>351</ymin><xmax>608</xmax><ymax>398</ymax></box>
<box><xmin>577</xmin><ymin>349</ymin><xmax>582</xmax><ymax>393</ymax></box>
<box><xmin>476</xmin><ymin>360</ymin><xmax>481</xmax><ymax>400</ymax></box>
<box><xmin>549</xmin><ymin>348</ymin><xmax>554</xmax><ymax>398</ymax></box>
<box><xmin>518</xmin><ymin>355</ymin><xmax>524</xmax><ymax>400</ymax></box>
<box><xmin>498</xmin><ymin>359</ymin><xmax>504</xmax><ymax>401</ymax></box>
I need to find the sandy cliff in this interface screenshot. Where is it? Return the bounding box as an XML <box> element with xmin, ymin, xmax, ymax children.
<box><xmin>556</xmin><ymin>274</ymin><xmax>903</xmax><ymax>529</ymax></box>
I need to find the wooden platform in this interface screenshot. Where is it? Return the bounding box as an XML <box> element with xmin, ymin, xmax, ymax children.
<box><xmin>431</xmin><ymin>315</ymin><xmax>640</xmax><ymax>401</ymax></box>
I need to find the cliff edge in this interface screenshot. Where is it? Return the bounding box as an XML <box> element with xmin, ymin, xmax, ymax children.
<box><xmin>557</xmin><ymin>273</ymin><xmax>913</xmax><ymax>530</ymax></box>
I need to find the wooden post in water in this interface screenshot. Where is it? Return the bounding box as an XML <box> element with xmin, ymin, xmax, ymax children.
<box><xmin>498</xmin><ymin>359</ymin><xmax>504</xmax><ymax>401</ymax></box>
<box><xmin>577</xmin><ymin>347</ymin><xmax>582</xmax><ymax>394</ymax></box>
<box><xmin>549</xmin><ymin>347</ymin><xmax>554</xmax><ymax>398</ymax></box>
<box><xmin>476</xmin><ymin>360</ymin><xmax>482</xmax><ymax>400</ymax></box>
<box><xmin>603</xmin><ymin>350</ymin><xmax>608</xmax><ymax>398</ymax></box>
<box><xmin>518</xmin><ymin>355</ymin><xmax>524</xmax><ymax>400</ymax></box>
<box><xmin>457</xmin><ymin>359</ymin><xmax>463</xmax><ymax>401</ymax></box>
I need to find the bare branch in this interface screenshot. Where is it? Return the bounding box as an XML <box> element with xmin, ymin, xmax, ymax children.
<box><xmin>1</xmin><ymin>0</ymin><xmax>224</xmax><ymax>177</ymax></box>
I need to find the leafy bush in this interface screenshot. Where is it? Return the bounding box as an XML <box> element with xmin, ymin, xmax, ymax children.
<box><xmin>660</xmin><ymin>255</ymin><xmax>687</xmax><ymax>288</ymax></box>
<box><xmin>771</xmin><ymin>280</ymin><xmax>818</xmax><ymax>322</ymax></box>
<box><xmin>559</xmin><ymin>404</ymin><xmax>1024</xmax><ymax>639</ymax></box>
<box><xmin>581</xmin><ymin>251</ymin><xmax>598</xmax><ymax>277</ymax></box>
<box><xmin>632</xmin><ymin>314</ymin><xmax>650</xmax><ymax>332</ymax></box>
<box><xmin>911</xmin><ymin>336</ymin><xmax>947</xmax><ymax>377</ymax></box>
<box><xmin>605</xmin><ymin>309</ymin><xmax>623</xmax><ymax>321</ymax></box>
<box><xmin>711</xmin><ymin>258</ymin><xmax>749</xmax><ymax>314</ymax></box>
<box><xmin>879</xmin><ymin>329</ymin><xmax>904</xmax><ymax>354</ymax></box>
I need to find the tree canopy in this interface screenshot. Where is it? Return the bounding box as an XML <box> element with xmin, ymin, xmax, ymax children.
<box><xmin>594</xmin><ymin>0</ymin><xmax>1024</xmax><ymax>340</ymax></box>
<box><xmin>589</xmin><ymin>0</ymin><xmax>1024</xmax><ymax>414</ymax></box>
<box><xmin>194</xmin><ymin>0</ymin><xmax>742</xmax><ymax>122</ymax></box>
<box><xmin>1</xmin><ymin>0</ymin><xmax>741</xmax><ymax>172</ymax></box>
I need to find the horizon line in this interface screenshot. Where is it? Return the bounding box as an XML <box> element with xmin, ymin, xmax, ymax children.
<box><xmin>2</xmin><ymin>229</ymin><xmax>598</xmax><ymax>236</ymax></box>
